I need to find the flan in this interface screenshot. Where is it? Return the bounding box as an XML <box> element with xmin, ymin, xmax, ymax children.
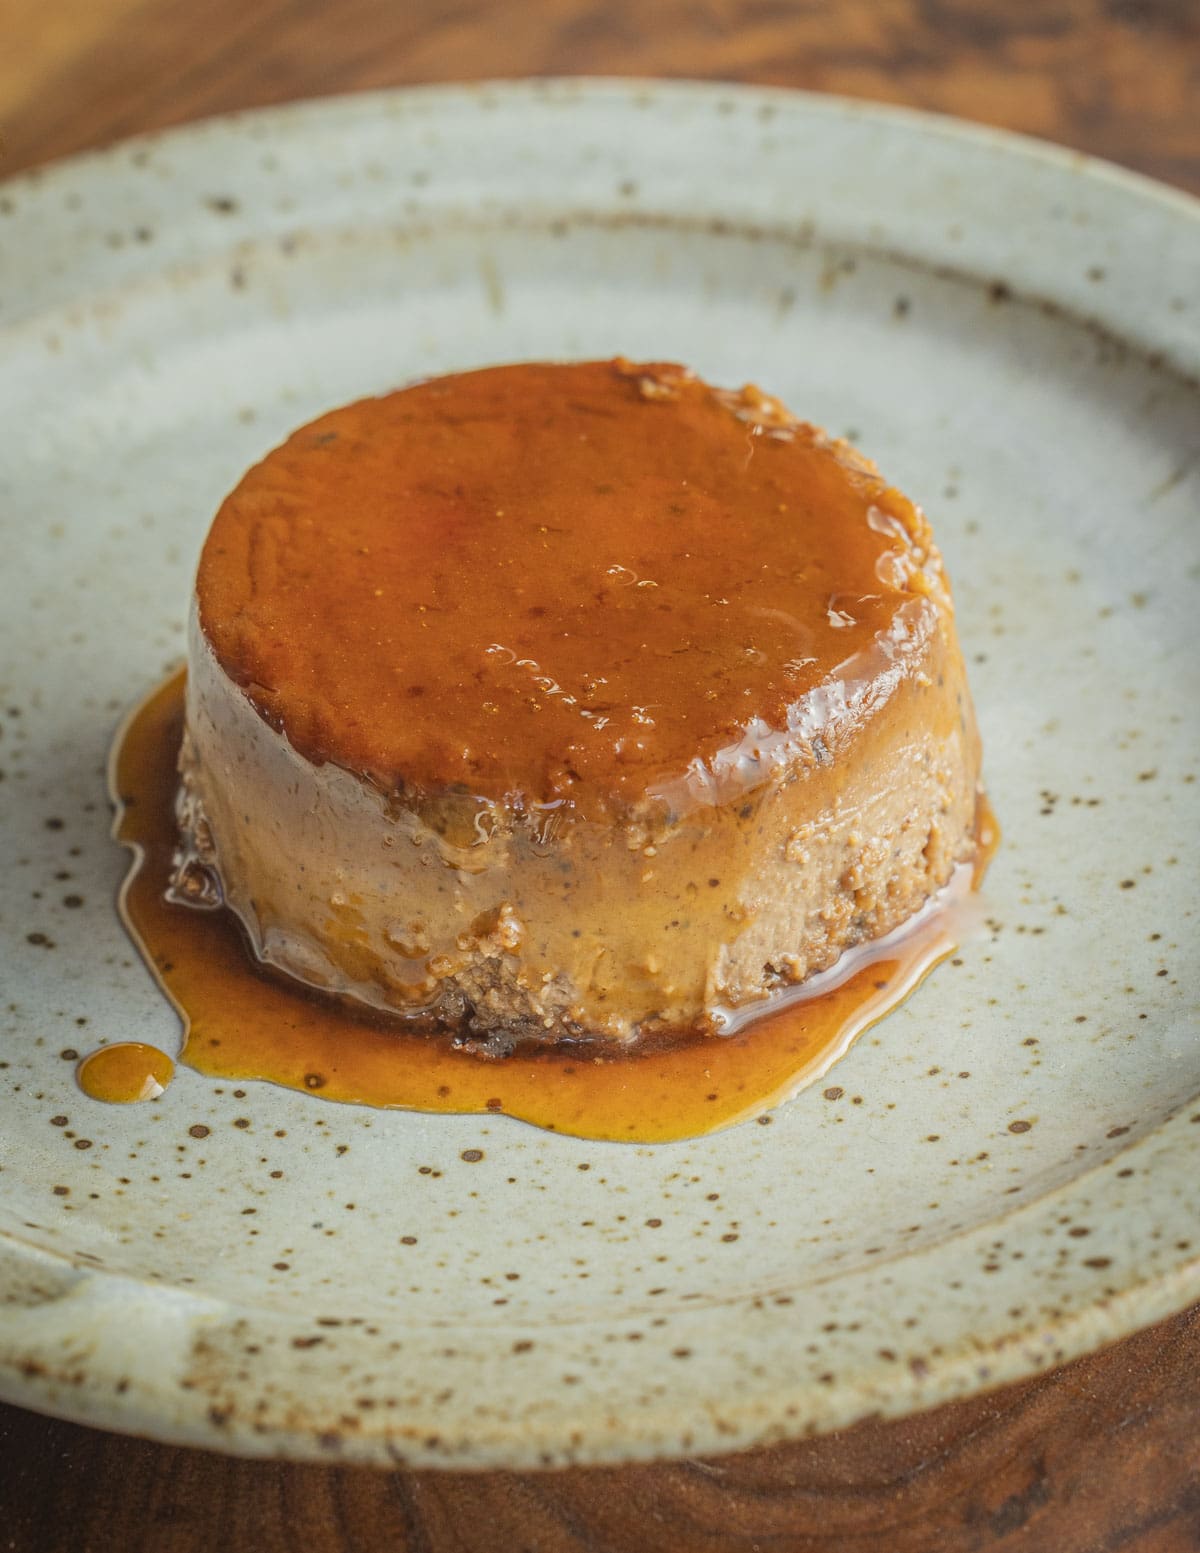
<box><xmin>174</xmin><ymin>359</ymin><xmax>982</xmax><ymax>1050</ymax></box>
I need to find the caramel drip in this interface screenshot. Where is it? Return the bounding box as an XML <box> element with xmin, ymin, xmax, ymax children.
<box><xmin>106</xmin><ymin>672</ymin><xmax>993</xmax><ymax>1142</ymax></box>
<box><xmin>77</xmin><ymin>1042</ymin><xmax>174</xmax><ymax>1103</ymax></box>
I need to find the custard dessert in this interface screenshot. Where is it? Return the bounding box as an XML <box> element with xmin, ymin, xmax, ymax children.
<box><xmin>175</xmin><ymin>359</ymin><xmax>982</xmax><ymax>1050</ymax></box>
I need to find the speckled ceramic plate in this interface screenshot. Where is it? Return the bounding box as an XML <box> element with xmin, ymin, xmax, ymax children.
<box><xmin>1</xmin><ymin>81</ymin><xmax>1197</xmax><ymax>1468</ymax></box>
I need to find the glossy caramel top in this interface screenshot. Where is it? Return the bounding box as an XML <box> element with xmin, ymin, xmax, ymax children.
<box><xmin>196</xmin><ymin>360</ymin><xmax>951</xmax><ymax>816</ymax></box>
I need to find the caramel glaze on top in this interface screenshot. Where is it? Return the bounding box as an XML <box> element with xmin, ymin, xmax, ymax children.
<box><xmin>197</xmin><ymin>359</ymin><xmax>950</xmax><ymax>820</ymax></box>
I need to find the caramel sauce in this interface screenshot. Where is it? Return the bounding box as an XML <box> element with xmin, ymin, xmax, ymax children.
<box><xmin>76</xmin><ymin>1042</ymin><xmax>174</xmax><ymax>1103</ymax></box>
<box><xmin>197</xmin><ymin>359</ymin><xmax>950</xmax><ymax>818</ymax></box>
<box><xmin>972</xmin><ymin>792</ymin><xmax>1000</xmax><ymax>887</ymax></box>
<box><xmin>107</xmin><ymin>671</ymin><xmax>993</xmax><ymax>1142</ymax></box>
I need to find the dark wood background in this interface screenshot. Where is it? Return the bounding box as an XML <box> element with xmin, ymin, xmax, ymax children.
<box><xmin>2</xmin><ymin>2</ymin><xmax>1198</xmax><ymax>1548</ymax></box>
<box><xmin>4</xmin><ymin>0</ymin><xmax>1200</xmax><ymax>193</ymax></box>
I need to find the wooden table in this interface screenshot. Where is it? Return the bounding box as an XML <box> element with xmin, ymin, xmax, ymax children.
<box><xmin>2</xmin><ymin>3</ymin><xmax>1198</xmax><ymax>1548</ymax></box>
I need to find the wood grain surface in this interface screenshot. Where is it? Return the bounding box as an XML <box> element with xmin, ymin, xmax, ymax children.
<box><xmin>2</xmin><ymin>2</ymin><xmax>1198</xmax><ymax>1549</ymax></box>
<box><xmin>2</xmin><ymin>1307</ymin><xmax>1199</xmax><ymax>1552</ymax></box>
<box><xmin>2</xmin><ymin>0</ymin><xmax>1199</xmax><ymax>190</ymax></box>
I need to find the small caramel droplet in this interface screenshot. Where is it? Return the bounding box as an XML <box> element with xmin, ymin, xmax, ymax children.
<box><xmin>77</xmin><ymin>1042</ymin><xmax>174</xmax><ymax>1103</ymax></box>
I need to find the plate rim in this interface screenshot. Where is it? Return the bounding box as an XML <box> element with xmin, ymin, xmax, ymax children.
<box><xmin>5</xmin><ymin>74</ymin><xmax>1200</xmax><ymax>223</ymax></box>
